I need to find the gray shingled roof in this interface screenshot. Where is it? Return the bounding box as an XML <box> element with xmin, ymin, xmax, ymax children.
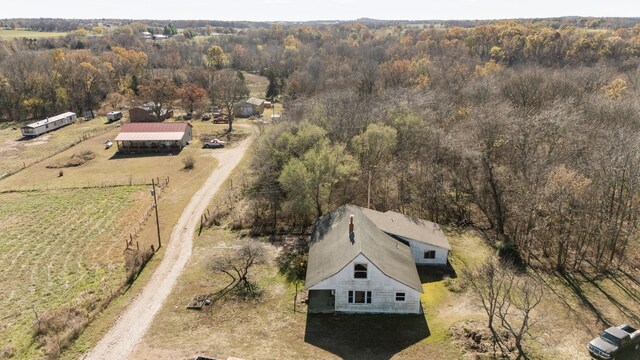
<box><xmin>305</xmin><ymin>204</ymin><xmax>423</xmax><ymax>293</ymax></box>
<box><xmin>360</xmin><ymin>208</ymin><xmax>451</xmax><ymax>250</ymax></box>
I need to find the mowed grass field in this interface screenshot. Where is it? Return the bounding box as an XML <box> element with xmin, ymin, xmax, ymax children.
<box><xmin>0</xmin><ymin>186</ymin><xmax>149</xmax><ymax>358</ymax></box>
<box><xmin>0</xmin><ymin>29</ymin><xmax>68</xmax><ymax>40</ymax></box>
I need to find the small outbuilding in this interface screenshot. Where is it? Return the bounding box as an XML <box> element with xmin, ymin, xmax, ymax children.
<box><xmin>114</xmin><ymin>122</ymin><xmax>192</xmax><ymax>153</ymax></box>
<box><xmin>129</xmin><ymin>103</ymin><xmax>173</xmax><ymax>122</ymax></box>
<box><xmin>234</xmin><ymin>97</ymin><xmax>265</xmax><ymax>118</ymax></box>
<box><xmin>21</xmin><ymin>112</ymin><xmax>77</xmax><ymax>137</ymax></box>
<box><xmin>107</xmin><ymin>111</ymin><xmax>123</xmax><ymax>122</ymax></box>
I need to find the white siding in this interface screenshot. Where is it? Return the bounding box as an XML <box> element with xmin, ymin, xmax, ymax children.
<box><xmin>21</xmin><ymin>113</ymin><xmax>77</xmax><ymax>137</ymax></box>
<box><xmin>399</xmin><ymin>236</ymin><xmax>448</xmax><ymax>265</ymax></box>
<box><xmin>181</xmin><ymin>126</ymin><xmax>192</xmax><ymax>145</ymax></box>
<box><xmin>308</xmin><ymin>254</ymin><xmax>422</xmax><ymax>314</ymax></box>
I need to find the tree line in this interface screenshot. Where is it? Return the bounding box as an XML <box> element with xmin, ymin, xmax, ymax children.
<box><xmin>244</xmin><ymin>22</ymin><xmax>640</xmax><ymax>274</ymax></box>
<box><xmin>0</xmin><ymin>18</ymin><xmax>638</xmax><ymax>273</ymax></box>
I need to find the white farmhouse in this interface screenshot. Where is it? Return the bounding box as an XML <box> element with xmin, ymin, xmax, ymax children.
<box><xmin>360</xmin><ymin>208</ymin><xmax>451</xmax><ymax>265</ymax></box>
<box><xmin>305</xmin><ymin>204</ymin><xmax>451</xmax><ymax>314</ymax></box>
<box><xmin>20</xmin><ymin>112</ymin><xmax>77</xmax><ymax>137</ymax></box>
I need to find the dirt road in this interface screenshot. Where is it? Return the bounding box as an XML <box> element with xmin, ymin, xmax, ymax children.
<box><xmin>84</xmin><ymin>135</ymin><xmax>254</xmax><ymax>360</ymax></box>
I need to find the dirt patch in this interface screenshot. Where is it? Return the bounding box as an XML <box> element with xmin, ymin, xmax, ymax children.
<box><xmin>22</xmin><ymin>134</ymin><xmax>52</xmax><ymax>146</ymax></box>
<box><xmin>450</xmin><ymin>320</ymin><xmax>516</xmax><ymax>359</ymax></box>
<box><xmin>46</xmin><ymin>151</ymin><xmax>96</xmax><ymax>168</ymax></box>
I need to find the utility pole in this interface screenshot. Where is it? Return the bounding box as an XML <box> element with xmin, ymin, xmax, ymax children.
<box><xmin>367</xmin><ymin>167</ymin><xmax>372</xmax><ymax>209</ymax></box>
<box><xmin>152</xmin><ymin>178</ymin><xmax>161</xmax><ymax>250</ymax></box>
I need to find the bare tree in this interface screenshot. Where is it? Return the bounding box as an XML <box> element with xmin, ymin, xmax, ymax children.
<box><xmin>210</xmin><ymin>242</ymin><xmax>266</xmax><ymax>300</ymax></box>
<box><xmin>464</xmin><ymin>259</ymin><xmax>544</xmax><ymax>359</ymax></box>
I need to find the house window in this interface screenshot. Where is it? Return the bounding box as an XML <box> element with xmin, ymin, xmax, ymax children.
<box><xmin>354</xmin><ymin>263</ymin><xmax>368</xmax><ymax>279</ymax></box>
<box><xmin>348</xmin><ymin>290</ymin><xmax>372</xmax><ymax>304</ymax></box>
<box><xmin>424</xmin><ymin>250</ymin><xmax>436</xmax><ymax>259</ymax></box>
<box><xmin>395</xmin><ymin>292</ymin><xmax>406</xmax><ymax>301</ymax></box>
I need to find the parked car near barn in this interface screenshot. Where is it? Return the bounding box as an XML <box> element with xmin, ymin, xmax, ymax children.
<box><xmin>203</xmin><ymin>139</ymin><xmax>225</xmax><ymax>148</ymax></box>
<box><xmin>212</xmin><ymin>112</ymin><xmax>228</xmax><ymax>124</ymax></box>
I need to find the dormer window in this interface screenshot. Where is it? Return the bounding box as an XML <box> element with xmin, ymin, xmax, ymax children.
<box><xmin>354</xmin><ymin>263</ymin><xmax>367</xmax><ymax>279</ymax></box>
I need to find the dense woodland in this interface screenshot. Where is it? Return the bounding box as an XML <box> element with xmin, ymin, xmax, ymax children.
<box><xmin>1</xmin><ymin>18</ymin><xmax>639</xmax><ymax>275</ymax></box>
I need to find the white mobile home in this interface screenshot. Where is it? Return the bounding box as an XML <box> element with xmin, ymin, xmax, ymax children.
<box><xmin>21</xmin><ymin>112</ymin><xmax>77</xmax><ymax>137</ymax></box>
<box><xmin>107</xmin><ymin>111</ymin><xmax>123</xmax><ymax>122</ymax></box>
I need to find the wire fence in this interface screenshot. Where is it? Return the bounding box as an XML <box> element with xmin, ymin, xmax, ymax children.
<box><xmin>0</xmin><ymin>176</ymin><xmax>170</xmax><ymax>194</ymax></box>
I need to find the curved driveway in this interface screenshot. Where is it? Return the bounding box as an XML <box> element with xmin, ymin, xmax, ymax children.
<box><xmin>84</xmin><ymin>135</ymin><xmax>253</xmax><ymax>360</ymax></box>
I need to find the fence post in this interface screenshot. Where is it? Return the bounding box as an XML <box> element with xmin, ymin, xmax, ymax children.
<box><xmin>294</xmin><ymin>282</ymin><xmax>298</xmax><ymax>313</ymax></box>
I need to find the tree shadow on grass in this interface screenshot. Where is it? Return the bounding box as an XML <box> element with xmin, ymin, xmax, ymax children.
<box><xmin>304</xmin><ymin>312</ymin><xmax>430</xmax><ymax>360</ymax></box>
<box><xmin>555</xmin><ymin>271</ymin><xmax>611</xmax><ymax>327</ymax></box>
<box><xmin>584</xmin><ymin>271</ymin><xmax>640</xmax><ymax>325</ymax></box>
<box><xmin>417</xmin><ymin>264</ymin><xmax>457</xmax><ymax>284</ymax></box>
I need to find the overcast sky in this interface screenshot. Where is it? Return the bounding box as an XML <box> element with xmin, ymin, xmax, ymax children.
<box><xmin>3</xmin><ymin>0</ymin><xmax>640</xmax><ymax>21</ymax></box>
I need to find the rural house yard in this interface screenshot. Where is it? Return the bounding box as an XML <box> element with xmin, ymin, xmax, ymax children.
<box><xmin>127</xmin><ymin>226</ymin><xmax>640</xmax><ymax>360</ymax></box>
<box><xmin>118</xmin><ymin>149</ymin><xmax>639</xmax><ymax>360</ymax></box>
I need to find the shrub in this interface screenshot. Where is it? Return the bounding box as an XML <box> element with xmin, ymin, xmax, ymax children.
<box><xmin>124</xmin><ymin>248</ymin><xmax>154</xmax><ymax>285</ymax></box>
<box><xmin>182</xmin><ymin>155</ymin><xmax>195</xmax><ymax>170</ymax></box>
<box><xmin>47</xmin><ymin>151</ymin><xmax>96</xmax><ymax>169</ymax></box>
<box><xmin>443</xmin><ymin>275</ymin><xmax>466</xmax><ymax>293</ymax></box>
<box><xmin>32</xmin><ymin>305</ymin><xmax>89</xmax><ymax>359</ymax></box>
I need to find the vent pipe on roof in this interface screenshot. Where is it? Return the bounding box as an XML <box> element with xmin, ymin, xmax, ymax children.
<box><xmin>349</xmin><ymin>214</ymin><xmax>354</xmax><ymax>234</ymax></box>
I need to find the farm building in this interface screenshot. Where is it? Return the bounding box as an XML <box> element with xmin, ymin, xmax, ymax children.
<box><xmin>129</xmin><ymin>103</ymin><xmax>174</xmax><ymax>122</ymax></box>
<box><xmin>305</xmin><ymin>204</ymin><xmax>451</xmax><ymax>314</ymax></box>
<box><xmin>21</xmin><ymin>112</ymin><xmax>77</xmax><ymax>137</ymax></box>
<box><xmin>114</xmin><ymin>122</ymin><xmax>192</xmax><ymax>153</ymax></box>
<box><xmin>234</xmin><ymin>97</ymin><xmax>265</xmax><ymax>117</ymax></box>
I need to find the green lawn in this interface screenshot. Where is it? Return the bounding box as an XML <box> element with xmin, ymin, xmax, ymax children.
<box><xmin>0</xmin><ymin>29</ymin><xmax>68</xmax><ymax>40</ymax></box>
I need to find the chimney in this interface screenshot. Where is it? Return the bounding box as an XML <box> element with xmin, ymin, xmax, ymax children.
<box><xmin>349</xmin><ymin>214</ymin><xmax>354</xmax><ymax>234</ymax></box>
